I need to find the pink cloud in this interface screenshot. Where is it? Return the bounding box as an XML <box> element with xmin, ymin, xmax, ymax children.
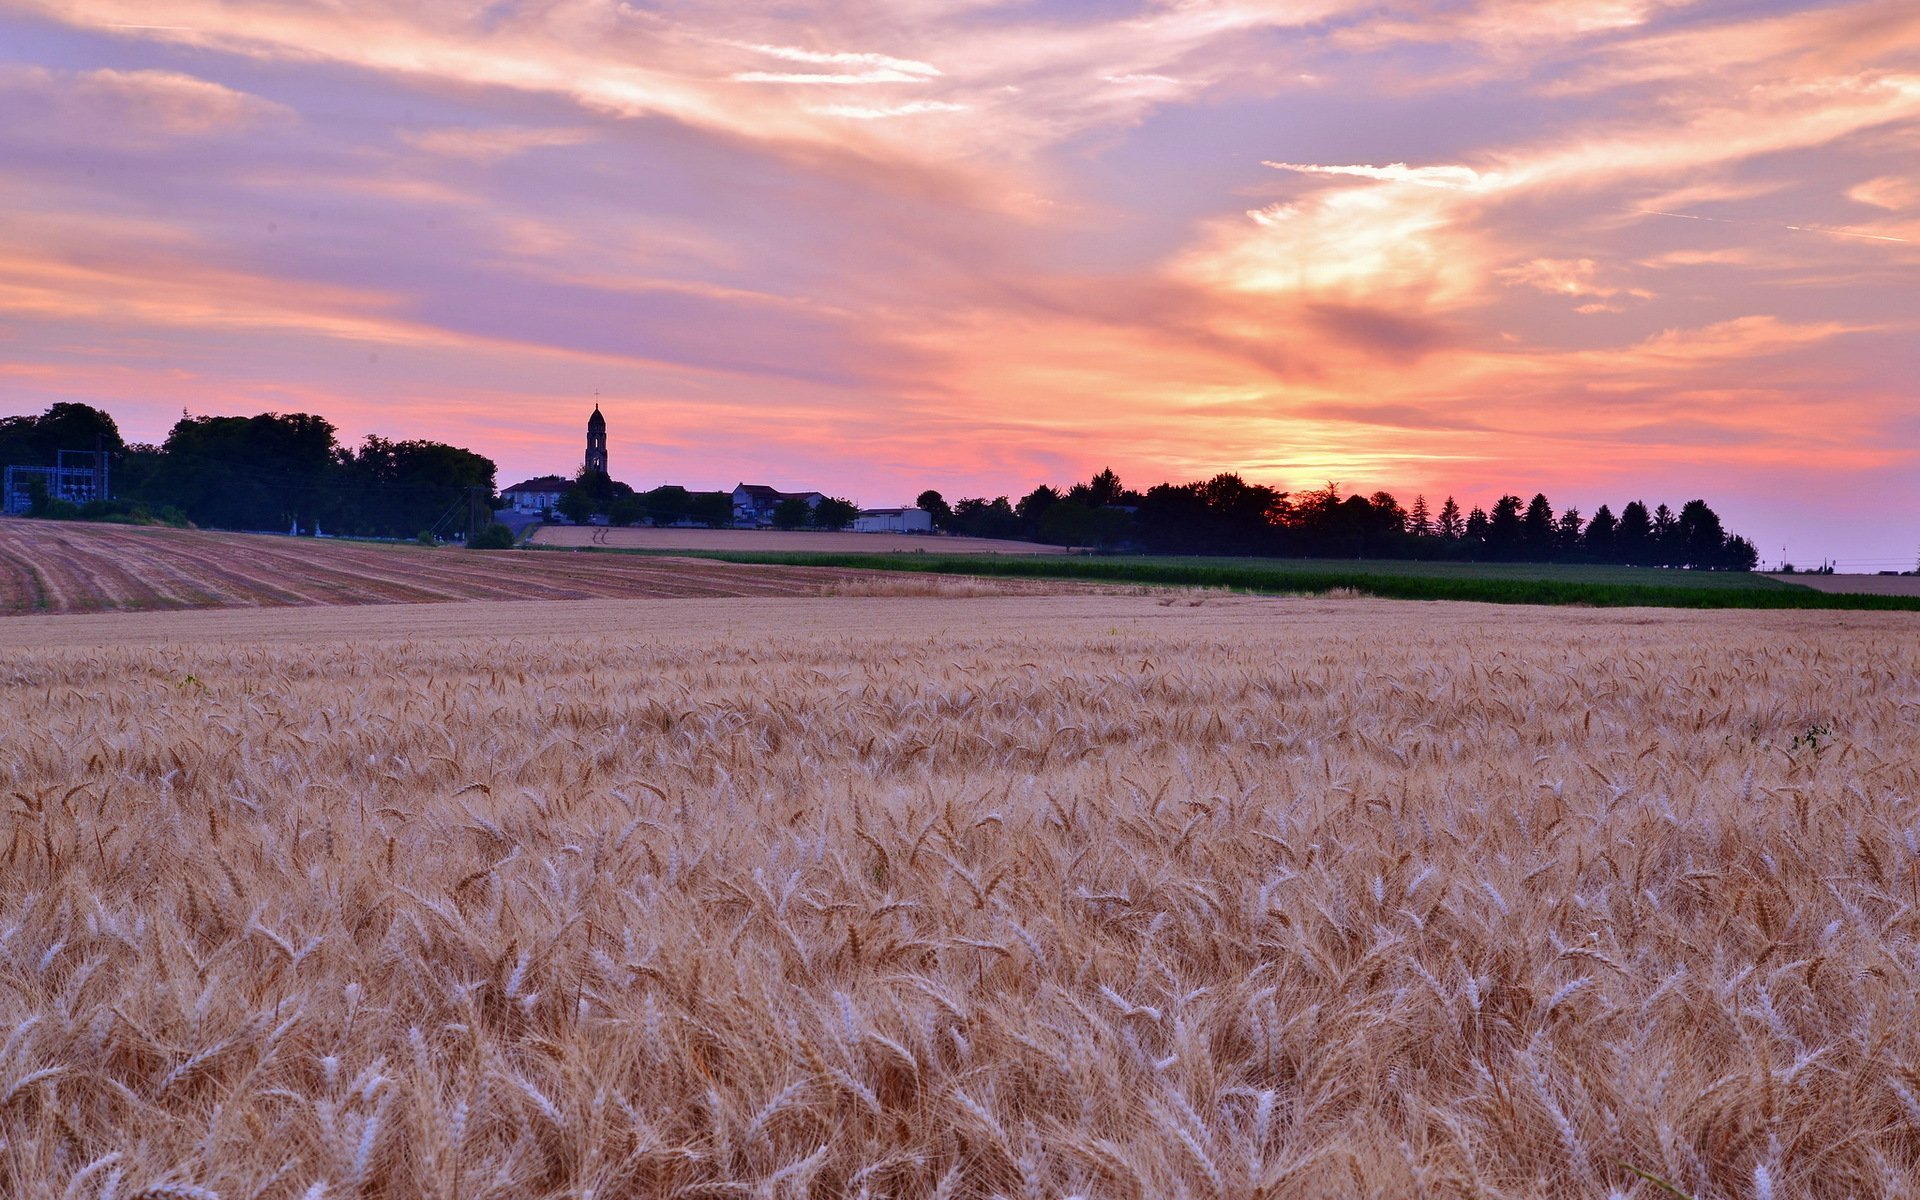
<box><xmin>0</xmin><ymin>65</ymin><xmax>287</xmax><ymax>142</ymax></box>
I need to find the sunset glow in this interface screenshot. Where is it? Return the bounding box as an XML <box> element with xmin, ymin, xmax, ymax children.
<box><xmin>2</xmin><ymin>1</ymin><xmax>1915</xmax><ymax>564</ymax></box>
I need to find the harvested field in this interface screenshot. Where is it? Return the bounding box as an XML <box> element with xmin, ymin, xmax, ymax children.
<box><xmin>3</xmin><ymin>594</ymin><xmax>1919</xmax><ymax>1198</ymax></box>
<box><xmin>0</xmin><ymin>519</ymin><xmax>1076</xmax><ymax>615</ymax></box>
<box><xmin>533</xmin><ymin>525</ymin><xmax>1066</xmax><ymax>554</ymax></box>
<box><xmin>1765</xmin><ymin>573</ymin><xmax>1920</xmax><ymax>596</ymax></box>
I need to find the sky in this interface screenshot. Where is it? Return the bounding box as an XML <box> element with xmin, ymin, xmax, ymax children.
<box><xmin>0</xmin><ymin>1</ymin><xmax>1914</xmax><ymax>568</ymax></box>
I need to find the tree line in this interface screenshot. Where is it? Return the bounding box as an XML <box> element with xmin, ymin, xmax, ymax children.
<box><xmin>4</xmin><ymin>403</ymin><xmax>1760</xmax><ymax>568</ymax></box>
<box><xmin>2</xmin><ymin>403</ymin><xmax>495</xmax><ymax>538</ymax></box>
<box><xmin>918</xmin><ymin>469</ymin><xmax>1760</xmax><ymax>570</ymax></box>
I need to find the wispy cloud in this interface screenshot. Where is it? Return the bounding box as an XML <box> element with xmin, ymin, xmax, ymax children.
<box><xmin>1497</xmin><ymin>258</ymin><xmax>1653</xmax><ymax>300</ymax></box>
<box><xmin>733</xmin><ymin>69</ymin><xmax>940</xmax><ymax>85</ymax></box>
<box><xmin>1848</xmin><ymin>175</ymin><xmax>1920</xmax><ymax>211</ymax></box>
<box><xmin>809</xmin><ymin>101</ymin><xmax>968</xmax><ymax>120</ymax></box>
<box><xmin>738</xmin><ymin>44</ymin><xmax>941</xmax><ymax>77</ymax></box>
<box><xmin>1264</xmin><ymin>161</ymin><xmax>1493</xmax><ymax>190</ymax></box>
<box><xmin>1636</xmin><ymin>208</ymin><xmax>1912</xmax><ymax>244</ymax></box>
<box><xmin>0</xmin><ymin>66</ymin><xmax>287</xmax><ymax>141</ymax></box>
<box><xmin>400</xmin><ymin>125</ymin><xmax>592</xmax><ymax>160</ymax></box>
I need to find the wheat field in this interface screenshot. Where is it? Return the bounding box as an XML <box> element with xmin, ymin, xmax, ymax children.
<box><xmin>2</xmin><ymin>594</ymin><xmax>1918</xmax><ymax>1199</ymax></box>
<box><xmin>0</xmin><ymin>520</ymin><xmax>1071</xmax><ymax>615</ymax></box>
<box><xmin>533</xmin><ymin>527</ymin><xmax>1065</xmax><ymax>556</ymax></box>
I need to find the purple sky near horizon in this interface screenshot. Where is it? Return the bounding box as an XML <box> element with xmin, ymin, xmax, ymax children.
<box><xmin>0</xmin><ymin>0</ymin><xmax>1915</xmax><ymax>567</ymax></box>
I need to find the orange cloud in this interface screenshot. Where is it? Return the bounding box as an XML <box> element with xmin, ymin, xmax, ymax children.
<box><xmin>1849</xmin><ymin>175</ymin><xmax>1920</xmax><ymax>211</ymax></box>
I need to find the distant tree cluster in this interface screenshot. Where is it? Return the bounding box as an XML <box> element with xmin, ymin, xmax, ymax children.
<box><xmin>919</xmin><ymin>470</ymin><xmax>1760</xmax><ymax>570</ymax></box>
<box><xmin>0</xmin><ymin>402</ymin><xmax>123</xmax><ymax>468</ymax></box>
<box><xmin>555</xmin><ymin>472</ymin><xmax>856</xmax><ymax>530</ymax></box>
<box><xmin>566</xmin><ymin>473</ymin><xmax>732</xmax><ymax>528</ymax></box>
<box><xmin>771</xmin><ymin>495</ymin><xmax>859</xmax><ymax>531</ymax></box>
<box><xmin>3</xmin><ymin>403</ymin><xmax>496</xmax><ymax>538</ymax></box>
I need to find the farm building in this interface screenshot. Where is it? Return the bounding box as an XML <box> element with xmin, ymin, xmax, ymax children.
<box><xmin>501</xmin><ymin>475</ymin><xmax>569</xmax><ymax>514</ymax></box>
<box><xmin>852</xmin><ymin>507</ymin><xmax>934</xmax><ymax>534</ymax></box>
<box><xmin>732</xmin><ymin>483</ymin><xmax>824</xmax><ymax>527</ymax></box>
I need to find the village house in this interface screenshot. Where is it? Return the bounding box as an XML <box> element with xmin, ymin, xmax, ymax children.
<box><xmin>501</xmin><ymin>474</ymin><xmax>569</xmax><ymax>514</ymax></box>
<box><xmin>731</xmin><ymin>483</ymin><xmax>824</xmax><ymax>527</ymax></box>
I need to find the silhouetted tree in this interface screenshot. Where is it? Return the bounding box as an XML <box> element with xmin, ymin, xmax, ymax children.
<box><xmin>0</xmin><ymin>403</ymin><xmax>124</xmax><ymax>469</ymax></box>
<box><xmin>771</xmin><ymin>498</ymin><xmax>812</xmax><ymax>530</ymax></box>
<box><xmin>1556</xmin><ymin>507</ymin><xmax>1584</xmax><ymax>556</ymax></box>
<box><xmin>1651</xmin><ymin>503</ymin><xmax>1679</xmax><ymax>567</ymax></box>
<box><xmin>1521</xmin><ymin>493</ymin><xmax>1555</xmax><ymax>558</ymax></box>
<box><xmin>916</xmin><ymin>489</ymin><xmax>952</xmax><ymax>531</ymax></box>
<box><xmin>1616</xmin><ymin>501</ymin><xmax>1653</xmax><ymax>565</ymax></box>
<box><xmin>1040</xmin><ymin>500</ymin><xmax>1133</xmax><ymax>549</ymax></box>
<box><xmin>1464</xmin><ymin>505</ymin><xmax>1490</xmax><ymax>548</ymax></box>
<box><xmin>1676</xmin><ymin>499</ymin><xmax>1728</xmax><ymax>569</ymax></box>
<box><xmin>333</xmin><ymin>435</ymin><xmax>495</xmax><ymax>538</ymax></box>
<box><xmin>688</xmin><ymin>491</ymin><xmax>732</xmax><ymax>527</ymax></box>
<box><xmin>1408</xmin><ymin>494</ymin><xmax>1432</xmax><ymax>539</ymax></box>
<box><xmin>607</xmin><ymin>493</ymin><xmax>647</xmax><ymax>526</ymax></box>
<box><xmin>638</xmin><ymin>485</ymin><xmax>694</xmax><ymax>526</ymax></box>
<box><xmin>572</xmin><ymin>467</ymin><xmax>630</xmax><ymax>507</ymax></box>
<box><xmin>1584</xmin><ymin>505</ymin><xmax>1617</xmax><ymax>561</ymax></box>
<box><xmin>1488</xmin><ymin>495</ymin><xmax>1524</xmax><ymax>559</ymax></box>
<box><xmin>1723</xmin><ymin>535</ymin><xmax>1759</xmax><ymax>572</ymax></box>
<box><xmin>950</xmin><ymin>496</ymin><xmax>1023</xmax><ymax>540</ymax></box>
<box><xmin>1204</xmin><ymin>474</ymin><xmax>1288</xmax><ymax>544</ymax></box>
<box><xmin>1082</xmin><ymin>467</ymin><xmax>1125</xmax><ymax>508</ymax></box>
<box><xmin>556</xmin><ymin>488</ymin><xmax>594</xmax><ymax>525</ymax></box>
<box><xmin>468</xmin><ymin>522</ymin><xmax>515</xmax><ymax>549</ymax></box>
<box><xmin>151</xmin><ymin>412</ymin><xmax>337</xmax><ymax>532</ymax></box>
<box><xmin>1370</xmin><ymin>491</ymin><xmax>1407</xmax><ymax>536</ymax></box>
<box><xmin>810</xmin><ymin>496</ymin><xmax>859</xmax><ymax>531</ymax></box>
<box><xmin>1437</xmin><ymin>496</ymin><xmax>1464</xmax><ymax>541</ymax></box>
<box><xmin>1016</xmin><ymin>485</ymin><xmax>1061</xmax><ymax>536</ymax></box>
<box><xmin>1133</xmin><ymin>484</ymin><xmax>1208</xmax><ymax>552</ymax></box>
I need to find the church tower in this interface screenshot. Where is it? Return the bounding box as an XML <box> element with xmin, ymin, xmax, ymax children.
<box><xmin>585</xmin><ymin>403</ymin><xmax>608</xmax><ymax>476</ymax></box>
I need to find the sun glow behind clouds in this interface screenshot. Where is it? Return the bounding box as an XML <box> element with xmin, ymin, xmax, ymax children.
<box><xmin>0</xmin><ymin>0</ymin><xmax>1916</xmax><ymax>561</ymax></box>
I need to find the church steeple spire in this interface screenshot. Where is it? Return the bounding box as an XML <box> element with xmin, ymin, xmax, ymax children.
<box><xmin>585</xmin><ymin>400</ymin><xmax>608</xmax><ymax>475</ymax></box>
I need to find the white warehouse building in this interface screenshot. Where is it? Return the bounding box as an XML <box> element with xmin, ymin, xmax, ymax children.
<box><xmin>852</xmin><ymin>507</ymin><xmax>934</xmax><ymax>534</ymax></box>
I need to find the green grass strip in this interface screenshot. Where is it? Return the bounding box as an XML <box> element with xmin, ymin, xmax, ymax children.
<box><xmin>526</xmin><ymin>543</ymin><xmax>1920</xmax><ymax>611</ymax></box>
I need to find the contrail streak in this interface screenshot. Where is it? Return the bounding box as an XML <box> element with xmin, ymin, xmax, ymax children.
<box><xmin>1636</xmin><ymin>208</ymin><xmax>1909</xmax><ymax>244</ymax></box>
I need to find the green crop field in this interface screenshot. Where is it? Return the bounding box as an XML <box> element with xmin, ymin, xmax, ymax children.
<box><xmin>532</xmin><ymin>543</ymin><xmax>1920</xmax><ymax>611</ymax></box>
<box><xmin>1075</xmin><ymin>555</ymin><xmax>1799</xmax><ymax>591</ymax></box>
